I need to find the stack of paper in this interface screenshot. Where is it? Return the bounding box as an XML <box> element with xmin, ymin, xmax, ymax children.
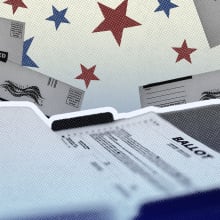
<box><xmin>1</xmin><ymin>100</ymin><xmax>220</xmax><ymax>219</ymax></box>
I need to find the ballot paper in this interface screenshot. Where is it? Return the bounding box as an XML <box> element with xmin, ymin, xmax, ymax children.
<box><xmin>139</xmin><ymin>69</ymin><xmax>220</xmax><ymax>108</ymax></box>
<box><xmin>1</xmin><ymin>103</ymin><xmax>220</xmax><ymax>219</ymax></box>
<box><xmin>0</xmin><ymin>17</ymin><xmax>25</xmax><ymax>64</ymax></box>
<box><xmin>0</xmin><ymin>61</ymin><xmax>84</xmax><ymax>116</ymax></box>
<box><xmin>194</xmin><ymin>0</ymin><xmax>220</xmax><ymax>48</ymax></box>
<box><xmin>53</xmin><ymin>106</ymin><xmax>220</xmax><ymax>219</ymax></box>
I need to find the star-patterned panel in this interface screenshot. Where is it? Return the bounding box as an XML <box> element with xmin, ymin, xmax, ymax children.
<box><xmin>0</xmin><ymin>0</ymin><xmax>220</xmax><ymax>112</ymax></box>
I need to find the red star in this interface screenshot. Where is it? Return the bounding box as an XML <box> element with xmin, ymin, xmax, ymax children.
<box><xmin>75</xmin><ymin>65</ymin><xmax>100</xmax><ymax>88</ymax></box>
<box><xmin>172</xmin><ymin>40</ymin><xmax>197</xmax><ymax>63</ymax></box>
<box><xmin>4</xmin><ymin>0</ymin><xmax>27</xmax><ymax>14</ymax></box>
<box><xmin>93</xmin><ymin>0</ymin><xmax>141</xmax><ymax>46</ymax></box>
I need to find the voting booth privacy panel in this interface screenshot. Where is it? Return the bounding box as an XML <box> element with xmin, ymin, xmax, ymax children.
<box><xmin>0</xmin><ymin>0</ymin><xmax>220</xmax><ymax>112</ymax></box>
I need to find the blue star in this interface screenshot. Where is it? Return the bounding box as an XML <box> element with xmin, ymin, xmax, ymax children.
<box><xmin>46</xmin><ymin>6</ymin><xmax>70</xmax><ymax>30</ymax></box>
<box><xmin>22</xmin><ymin>37</ymin><xmax>39</xmax><ymax>68</ymax></box>
<box><xmin>155</xmin><ymin>0</ymin><xmax>178</xmax><ymax>18</ymax></box>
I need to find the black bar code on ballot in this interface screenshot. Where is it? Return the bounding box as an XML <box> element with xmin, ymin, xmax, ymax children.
<box><xmin>10</xmin><ymin>22</ymin><xmax>24</xmax><ymax>39</ymax></box>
